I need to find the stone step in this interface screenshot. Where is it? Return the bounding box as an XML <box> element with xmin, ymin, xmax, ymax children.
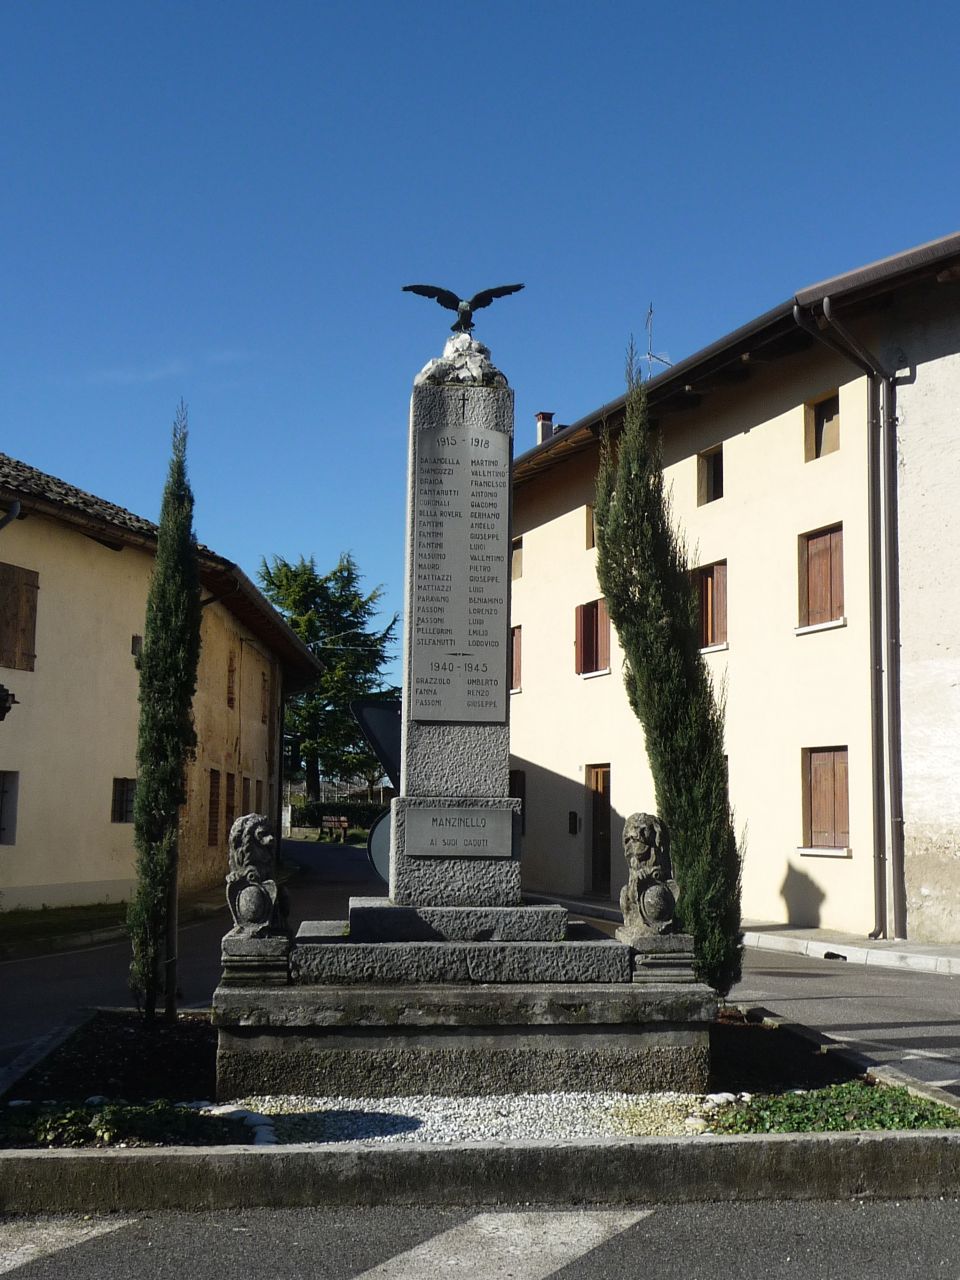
<box><xmin>289</xmin><ymin>939</ymin><xmax>632</xmax><ymax>985</ymax></box>
<box><xmin>345</xmin><ymin>897</ymin><xmax>568</xmax><ymax>943</ymax></box>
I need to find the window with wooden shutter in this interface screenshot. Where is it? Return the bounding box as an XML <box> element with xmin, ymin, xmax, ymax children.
<box><xmin>207</xmin><ymin>769</ymin><xmax>221</xmax><ymax>846</ymax></box>
<box><xmin>803</xmin><ymin>747</ymin><xmax>849</xmax><ymax>848</ymax></box>
<box><xmin>0</xmin><ymin>562</ymin><xmax>39</xmax><ymax>672</ymax></box>
<box><xmin>241</xmin><ymin>776</ymin><xmax>251</xmax><ymax>814</ymax></box>
<box><xmin>510</xmin><ymin>625</ymin><xmax>522</xmax><ymax>691</ymax></box>
<box><xmin>575</xmin><ymin>599</ymin><xmax>610</xmax><ymax>675</ymax></box>
<box><xmin>799</xmin><ymin>525</ymin><xmax>843</xmax><ymax>626</ymax></box>
<box><xmin>255</xmin><ymin>779</ymin><xmax>263</xmax><ymax>813</ymax></box>
<box><xmin>696</xmin><ymin>561</ymin><xmax>728</xmax><ymax>647</ymax></box>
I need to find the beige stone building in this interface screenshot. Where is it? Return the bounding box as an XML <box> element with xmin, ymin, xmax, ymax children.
<box><xmin>0</xmin><ymin>455</ymin><xmax>319</xmax><ymax>910</ymax></box>
<box><xmin>510</xmin><ymin>232</ymin><xmax>960</xmax><ymax>943</ymax></box>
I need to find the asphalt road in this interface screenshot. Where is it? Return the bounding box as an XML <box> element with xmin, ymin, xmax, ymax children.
<box><xmin>3</xmin><ymin>841</ymin><xmax>959</xmax><ymax>1100</ymax></box>
<box><xmin>4</xmin><ymin>1201</ymin><xmax>960</xmax><ymax>1278</ymax></box>
<box><xmin>0</xmin><ymin>840</ymin><xmax>383</xmax><ymax>1070</ymax></box>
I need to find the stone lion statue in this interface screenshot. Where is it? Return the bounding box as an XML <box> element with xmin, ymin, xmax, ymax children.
<box><xmin>617</xmin><ymin>812</ymin><xmax>680</xmax><ymax>939</ymax></box>
<box><xmin>225</xmin><ymin>812</ymin><xmax>286</xmax><ymax>936</ymax></box>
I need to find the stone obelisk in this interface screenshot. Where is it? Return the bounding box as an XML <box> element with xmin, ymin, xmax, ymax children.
<box><xmin>390</xmin><ymin>333</ymin><xmax>521</xmax><ymax>907</ymax></box>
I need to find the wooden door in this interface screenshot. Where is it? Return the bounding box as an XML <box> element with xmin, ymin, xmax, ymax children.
<box><xmin>587</xmin><ymin>764</ymin><xmax>611</xmax><ymax>895</ymax></box>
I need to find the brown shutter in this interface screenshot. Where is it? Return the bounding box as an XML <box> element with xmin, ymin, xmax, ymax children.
<box><xmin>810</xmin><ymin>749</ymin><xmax>835</xmax><ymax>846</ymax></box>
<box><xmin>797</xmin><ymin>536</ymin><xmax>809</xmax><ymax>627</ymax></box>
<box><xmin>807</xmin><ymin>531</ymin><xmax>832</xmax><ymax>625</ymax></box>
<box><xmin>834</xmin><ymin>748</ymin><xmax>849</xmax><ymax>846</ymax></box>
<box><xmin>830</xmin><ymin>526</ymin><xmax>844</xmax><ymax>619</ymax></box>
<box><xmin>255</xmin><ymin>779</ymin><xmax>263</xmax><ymax>812</ymax></box>
<box><xmin>714</xmin><ymin>562</ymin><xmax>727</xmax><ymax>644</ymax></box>
<box><xmin>597</xmin><ymin>598</ymin><xmax>610</xmax><ymax>670</ymax></box>
<box><xmin>0</xmin><ymin>563</ymin><xmax>18</xmax><ymax>668</ymax></box>
<box><xmin>705</xmin><ymin>570</ymin><xmax>716</xmax><ymax>645</ymax></box>
<box><xmin>574</xmin><ymin>604</ymin><xmax>584</xmax><ymax>674</ymax></box>
<box><xmin>241</xmin><ymin>776</ymin><xmax>251</xmax><ymax>813</ymax></box>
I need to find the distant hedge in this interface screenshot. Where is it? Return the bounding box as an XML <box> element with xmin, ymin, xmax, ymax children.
<box><xmin>291</xmin><ymin>800</ymin><xmax>387</xmax><ymax>829</ymax></box>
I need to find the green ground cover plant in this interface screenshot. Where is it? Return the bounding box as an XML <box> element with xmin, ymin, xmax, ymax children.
<box><xmin>708</xmin><ymin>1080</ymin><xmax>960</xmax><ymax>1135</ymax></box>
<box><xmin>0</xmin><ymin>1100</ymin><xmax>248</xmax><ymax>1149</ymax></box>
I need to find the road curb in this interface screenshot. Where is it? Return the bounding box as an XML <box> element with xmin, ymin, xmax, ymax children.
<box><xmin>742</xmin><ymin>930</ymin><xmax>960</xmax><ymax>976</ymax></box>
<box><xmin>4</xmin><ymin>1131</ymin><xmax>960</xmax><ymax>1212</ymax></box>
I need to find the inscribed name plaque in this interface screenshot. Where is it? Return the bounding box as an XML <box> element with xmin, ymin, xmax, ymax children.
<box><xmin>411</xmin><ymin>421</ymin><xmax>510</xmax><ymax>722</ymax></box>
<box><xmin>405</xmin><ymin>806</ymin><xmax>513</xmax><ymax>859</ymax></box>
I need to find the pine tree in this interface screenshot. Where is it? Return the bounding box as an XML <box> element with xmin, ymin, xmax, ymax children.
<box><xmin>127</xmin><ymin>403</ymin><xmax>202</xmax><ymax>1020</ymax></box>
<box><xmin>594</xmin><ymin>346</ymin><xmax>742</xmax><ymax>995</ymax></box>
<box><xmin>258</xmin><ymin>553</ymin><xmax>396</xmax><ymax>800</ymax></box>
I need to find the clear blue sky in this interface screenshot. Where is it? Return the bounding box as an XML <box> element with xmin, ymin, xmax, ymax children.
<box><xmin>3</xmin><ymin>1</ymin><xmax>959</xmax><ymax>681</ymax></box>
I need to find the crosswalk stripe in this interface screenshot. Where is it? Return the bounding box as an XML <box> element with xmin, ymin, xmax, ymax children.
<box><xmin>353</xmin><ymin>1209</ymin><xmax>653</xmax><ymax>1279</ymax></box>
<box><xmin>0</xmin><ymin>1217</ymin><xmax>134</xmax><ymax>1275</ymax></box>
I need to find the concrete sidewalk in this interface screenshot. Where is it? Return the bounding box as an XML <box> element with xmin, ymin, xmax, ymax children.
<box><xmin>742</xmin><ymin>921</ymin><xmax>960</xmax><ymax>976</ymax></box>
<box><xmin>524</xmin><ymin>892</ymin><xmax>960</xmax><ymax>977</ymax></box>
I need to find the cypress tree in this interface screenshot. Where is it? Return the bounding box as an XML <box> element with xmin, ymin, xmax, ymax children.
<box><xmin>127</xmin><ymin>403</ymin><xmax>202</xmax><ymax>1020</ymax></box>
<box><xmin>594</xmin><ymin>346</ymin><xmax>742</xmax><ymax>995</ymax></box>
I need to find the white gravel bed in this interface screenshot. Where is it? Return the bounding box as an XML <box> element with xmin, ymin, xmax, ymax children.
<box><xmin>232</xmin><ymin>1091</ymin><xmax>710</xmax><ymax>1144</ymax></box>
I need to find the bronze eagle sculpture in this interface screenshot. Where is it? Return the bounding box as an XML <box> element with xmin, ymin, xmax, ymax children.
<box><xmin>402</xmin><ymin>283</ymin><xmax>524</xmax><ymax>334</ymax></box>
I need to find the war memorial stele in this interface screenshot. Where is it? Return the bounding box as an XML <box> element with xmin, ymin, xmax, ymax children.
<box><xmin>211</xmin><ymin>293</ymin><xmax>716</xmax><ymax>1099</ymax></box>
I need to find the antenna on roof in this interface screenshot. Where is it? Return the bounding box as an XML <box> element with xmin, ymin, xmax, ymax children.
<box><xmin>645</xmin><ymin>302</ymin><xmax>673</xmax><ymax>380</ymax></box>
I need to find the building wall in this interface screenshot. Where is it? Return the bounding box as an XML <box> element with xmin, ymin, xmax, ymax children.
<box><xmin>511</xmin><ymin>343</ymin><xmax>880</xmax><ymax>933</ymax></box>
<box><xmin>0</xmin><ymin>511</ymin><xmax>283</xmax><ymax>910</ymax></box>
<box><xmin>881</xmin><ymin>289</ymin><xmax>960</xmax><ymax>941</ymax></box>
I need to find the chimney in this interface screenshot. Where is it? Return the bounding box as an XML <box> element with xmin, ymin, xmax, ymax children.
<box><xmin>536</xmin><ymin>411</ymin><xmax>555</xmax><ymax>445</ymax></box>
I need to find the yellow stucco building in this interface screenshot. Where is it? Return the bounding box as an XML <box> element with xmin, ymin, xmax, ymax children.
<box><xmin>0</xmin><ymin>454</ymin><xmax>319</xmax><ymax>910</ymax></box>
<box><xmin>510</xmin><ymin>232</ymin><xmax>960</xmax><ymax>943</ymax></box>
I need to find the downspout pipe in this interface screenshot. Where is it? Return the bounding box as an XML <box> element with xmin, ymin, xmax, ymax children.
<box><xmin>0</xmin><ymin>500</ymin><xmax>21</xmax><ymax>533</ymax></box>
<box><xmin>792</xmin><ymin>301</ymin><xmax>904</xmax><ymax>939</ymax></box>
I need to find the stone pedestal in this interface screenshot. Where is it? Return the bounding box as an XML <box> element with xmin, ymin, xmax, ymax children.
<box><xmin>212</xmin><ymin>334</ymin><xmax>716</xmax><ymax>1100</ymax></box>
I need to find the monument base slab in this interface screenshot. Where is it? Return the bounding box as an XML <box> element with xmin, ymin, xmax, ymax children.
<box><xmin>212</xmin><ymin>981</ymin><xmax>715</xmax><ymax>1099</ymax></box>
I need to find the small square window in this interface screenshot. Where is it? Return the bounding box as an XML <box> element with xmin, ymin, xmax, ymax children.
<box><xmin>695</xmin><ymin>561</ymin><xmax>727</xmax><ymax>647</ymax></box>
<box><xmin>697</xmin><ymin>446</ymin><xmax>723</xmax><ymax>504</ymax></box>
<box><xmin>799</xmin><ymin>525</ymin><xmax>843</xmax><ymax>626</ymax></box>
<box><xmin>0</xmin><ymin>771</ymin><xmax>19</xmax><ymax>844</ymax></box>
<box><xmin>805</xmin><ymin>393</ymin><xmax>840</xmax><ymax>461</ymax></box>
<box><xmin>111</xmin><ymin>777</ymin><xmax>137</xmax><ymax>823</ymax></box>
<box><xmin>575</xmin><ymin>599</ymin><xmax>610</xmax><ymax>674</ymax></box>
<box><xmin>511</xmin><ymin>537</ymin><xmax>523</xmax><ymax>580</ymax></box>
<box><xmin>585</xmin><ymin>505</ymin><xmax>597</xmax><ymax>550</ymax></box>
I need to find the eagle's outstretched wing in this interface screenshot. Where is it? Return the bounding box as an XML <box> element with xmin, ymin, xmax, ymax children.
<box><xmin>469</xmin><ymin>283</ymin><xmax>525</xmax><ymax>311</ymax></box>
<box><xmin>402</xmin><ymin>284</ymin><xmax>461</xmax><ymax>312</ymax></box>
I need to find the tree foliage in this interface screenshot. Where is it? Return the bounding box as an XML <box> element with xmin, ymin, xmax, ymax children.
<box><xmin>258</xmin><ymin>553</ymin><xmax>397</xmax><ymax>800</ymax></box>
<box><xmin>127</xmin><ymin>404</ymin><xmax>202</xmax><ymax>1020</ymax></box>
<box><xmin>594</xmin><ymin>347</ymin><xmax>742</xmax><ymax>995</ymax></box>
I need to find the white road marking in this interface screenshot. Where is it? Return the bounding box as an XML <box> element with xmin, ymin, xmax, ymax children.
<box><xmin>353</xmin><ymin>1209</ymin><xmax>653</xmax><ymax>1279</ymax></box>
<box><xmin>0</xmin><ymin>1216</ymin><xmax>134</xmax><ymax>1275</ymax></box>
